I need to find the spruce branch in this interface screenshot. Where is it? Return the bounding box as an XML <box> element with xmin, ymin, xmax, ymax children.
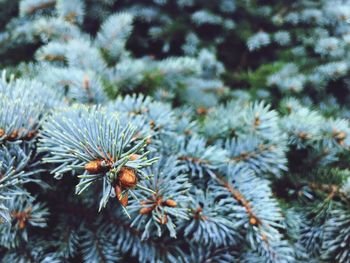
<box><xmin>39</xmin><ymin>105</ymin><xmax>158</xmax><ymax>211</ymax></box>
<box><xmin>128</xmin><ymin>156</ymin><xmax>190</xmax><ymax>239</ymax></box>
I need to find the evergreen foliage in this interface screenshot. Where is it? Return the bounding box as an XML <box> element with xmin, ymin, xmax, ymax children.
<box><xmin>1</xmin><ymin>1</ymin><xmax>350</xmax><ymax>262</ymax></box>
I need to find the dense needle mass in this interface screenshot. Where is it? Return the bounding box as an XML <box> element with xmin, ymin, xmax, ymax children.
<box><xmin>1</xmin><ymin>1</ymin><xmax>350</xmax><ymax>262</ymax></box>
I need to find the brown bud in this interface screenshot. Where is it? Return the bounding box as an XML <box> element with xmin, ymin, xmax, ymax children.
<box><xmin>65</xmin><ymin>12</ymin><xmax>77</xmax><ymax>23</ymax></box>
<box><xmin>83</xmin><ymin>75</ymin><xmax>90</xmax><ymax>90</ymax></box>
<box><xmin>18</xmin><ymin>220</ymin><xmax>26</xmax><ymax>230</ymax></box>
<box><xmin>149</xmin><ymin>120</ymin><xmax>155</xmax><ymax>129</ymax></box>
<box><xmin>160</xmin><ymin>214</ymin><xmax>168</xmax><ymax>225</ymax></box>
<box><xmin>146</xmin><ymin>138</ymin><xmax>152</xmax><ymax>145</ymax></box>
<box><xmin>130</xmin><ymin>154</ymin><xmax>141</xmax><ymax>161</ymax></box>
<box><xmin>0</xmin><ymin>128</ymin><xmax>4</xmax><ymax>137</ymax></box>
<box><xmin>118</xmin><ymin>167</ymin><xmax>137</xmax><ymax>188</ymax></box>
<box><xmin>194</xmin><ymin>207</ymin><xmax>205</xmax><ymax>220</ymax></box>
<box><xmin>298</xmin><ymin>132</ymin><xmax>310</xmax><ymax>140</ymax></box>
<box><xmin>43</xmin><ymin>54</ymin><xmax>66</xmax><ymax>62</ymax></box>
<box><xmin>332</xmin><ymin>130</ymin><xmax>347</xmax><ymax>145</ymax></box>
<box><xmin>184</xmin><ymin>130</ymin><xmax>192</xmax><ymax>135</ymax></box>
<box><xmin>114</xmin><ymin>185</ymin><xmax>128</xmax><ymax>207</ymax></box>
<box><xmin>7</xmin><ymin>130</ymin><xmax>19</xmax><ymax>141</ymax></box>
<box><xmin>85</xmin><ymin>160</ymin><xmax>109</xmax><ymax>174</ymax></box>
<box><xmin>334</xmin><ymin>131</ymin><xmax>346</xmax><ymax>140</ymax></box>
<box><xmin>254</xmin><ymin>117</ymin><xmax>261</xmax><ymax>126</ymax></box>
<box><xmin>139</xmin><ymin>206</ymin><xmax>154</xmax><ymax>215</ymax></box>
<box><xmin>164</xmin><ymin>199</ymin><xmax>177</xmax><ymax>207</ymax></box>
<box><xmin>114</xmin><ymin>184</ymin><xmax>122</xmax><ymax>197</ymax></box>
<box><xmin>196</xmin><ymin>107</ymin><xmax>207</xmax><ymax>115</ymax></box>
<box><xmin>11</xmin><ymin>208</ymin><xmax>31</xmax><ymax>230</ymax></box>
<box><xmin>24</xmin><ymin>130</ymin><xmax>37</xmax><ymax>140</ymax></box>
<box><xmin>119</xmin><ymin>191</ymin><xmax>128</xmax><ymax>207</ymax></box>
<box><xmin>249</xmin><ymin>216</ymin><xmax>258</xmax><ymax>225</ymax></box>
